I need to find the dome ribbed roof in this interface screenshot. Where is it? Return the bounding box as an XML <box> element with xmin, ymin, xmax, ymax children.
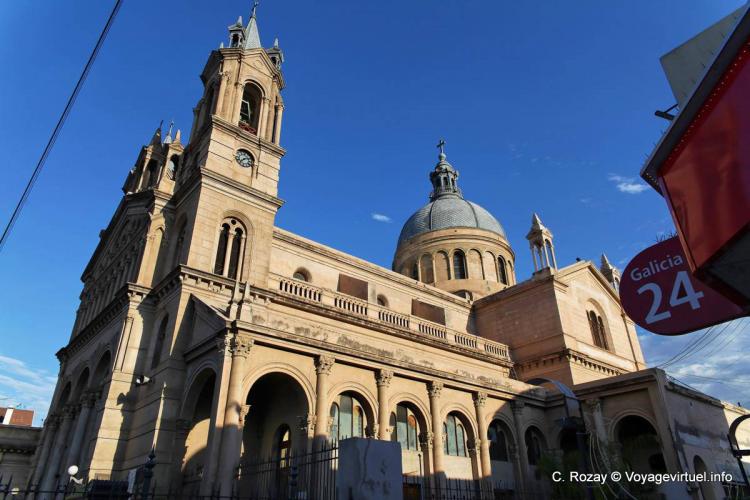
<box><xmin>397</xmin><ymin>195</ymin><xmax>505</xmax><ymax>248</ymax></box>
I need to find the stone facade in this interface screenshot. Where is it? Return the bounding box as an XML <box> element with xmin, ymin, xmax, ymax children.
<box><xmin>29</xmin><ymin>8</ymin><xmax>750</xmax><ymax>500</ymax></box>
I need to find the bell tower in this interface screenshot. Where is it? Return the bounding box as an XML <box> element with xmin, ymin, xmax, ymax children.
<box><xmin>174</xmin><ymin>4</ymin><xmax>287</xmax><ymax>286</ymax></box>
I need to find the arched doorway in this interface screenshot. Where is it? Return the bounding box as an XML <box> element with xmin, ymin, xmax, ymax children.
<box><xmin>615</xmin><ymin>415</ymin><xmax>666</xmax><ymax>498</ymax></box>
<box><xmin>487</xmin><ymin>419</ymin><xmax>516</xmax><ymax>494</ymax></box>
<box><xmin>238</xmin><ymin>372</ymin><xmax>310</xmax><ymax>497</ymax></box>
<box><xmin>694</xmin><ymin>455</ymin><xmax>718</xmax><ymax>500</ymax></box>
<box><xmin>178</xmin><ymin>370</ymin><xmax>217</xmax><ymax>495</ymax></box>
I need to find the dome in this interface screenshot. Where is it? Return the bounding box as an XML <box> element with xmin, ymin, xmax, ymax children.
<box><xmin>397</xmin><ymin>195</ymin><xmax>505</xmax><ymax>248</ymax></box>
<box><xmin>396</xmin><ymin>143</ymin><xmax>505</xmax><ymax>249</ymax></box>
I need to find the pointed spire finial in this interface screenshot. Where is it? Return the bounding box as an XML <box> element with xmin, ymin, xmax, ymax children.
<box><xmin>150</xmin><ymin>120</ymin><xmax>163</xmax><ymax>146</ymax></box>
<box><xmin>174</xmin><ymin>129</ymin><xmax>182</xmax><ymax>144</ymax></box>
<box><xmin>531</xmin><ymin>213</ymin><xmax>543</xmax><ymax>228</ymax></box>
<box><xmin>273</xmin><ymin>37</ymin><xmax>279</xmax><ymax>48</ymax></box>
<box><xmin>164</xmin><ymin>120</ymin><xmax>174</xmax><ymax>144</ymax></box>
<box><xmin>601</xmin><ymin>253</ymin><xmax>612</xmax><ymax>267</ymax></box>
<box><xmin>242</xmin><ymin>1</ymin><xmax>262</xmax><ymax>49</ymax></box>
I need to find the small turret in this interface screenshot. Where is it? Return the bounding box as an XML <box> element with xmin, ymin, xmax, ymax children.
<box><xmin>526</xmin><ymin>213</ymin><xmax>557</xmax><ymax>272</ymax></box>
<box><xmin>600</xmin><ymin>253</ymin><xmax>621</xmax><ymax>291</ymax></box>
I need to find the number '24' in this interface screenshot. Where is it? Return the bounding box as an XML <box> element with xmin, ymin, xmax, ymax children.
<box><xmin>636</xmin><ymin>271</ymin><xmax>705</xmax><ymax>325</ymax></box>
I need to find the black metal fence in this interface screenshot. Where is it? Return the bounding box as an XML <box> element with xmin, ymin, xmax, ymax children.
<box><xmin>3</xmin><ymin>443</ymin><xmax>541</xmax><ymax>500</ymax></box>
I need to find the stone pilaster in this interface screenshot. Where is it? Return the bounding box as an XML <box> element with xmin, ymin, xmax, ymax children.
<box><xmin>473</xmin><ymin>392</ymin><xmax>492</xmax><ymax>480</ymax></box>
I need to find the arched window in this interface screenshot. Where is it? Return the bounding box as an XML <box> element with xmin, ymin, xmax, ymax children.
<box><xmin>376</xmin><ymin>295</ymin><xmax>388</xmax><ymax>307</ymax></box>
<box><xmin>150</xmin><ymin>315</ymin><xmax>168</xmax><ymax>369</ymax></box>
<box><xmin>444</xmin><ymin>413</ymin><xmax>468</xmax><ymax>457</ymax></box>
<box><xmin>167</xmin><ymin>155</ymin><xmax>180</xmax><ymax>180</ymax></box>
<box><xmin>239</xmin><ymin>84</ymin><xmax>262</xmax><ymax>134</ymax></box>
<box><xmin>525</xmin><ymin>427</ymin><xmax>545</xmax><ymax>466</ymax></box>
<box><xmin>329</xmin><ymin>403</ymin><xmax>340</xmax><ymax>441</ymax></box>
<box><xmin>213</xmin><ymin>218</ymin><xmax>246</xmax><ymax>279</ymax></box>
<box><xmin>411</xmin><ymin>261</ymin><xmax>419</xmax><ymax>280</ymax></box>
<box><xmin>392</xmin><ymin>404</ymin><xmax>419</xmax><ymax>451</ymax></box>
<box><xmin>275</xmin><ymin>424</ymin><xmax>291</xmax><ymax>467</ymax></box>
<box><xmin>587</xmin><ymin>311</ymin><xmax>609</xmax><ymax>350</ymax></box>
<box><xmin>293</xmin><ymin>269</ymin><xmax>309</xmax><ymax>282</ymax></box>
<box><xmin>330</xmin><ymin>393</ymin><xmax>366</xmax><ymax>442</ymax></box>
<box><xmin>454</xmin><ymin>290</ymin><xmax>472</xmax><ymax>300</ymax></box>
<box><xmin>488</xmin><ymin>421</ymin><xmax>509</xmax><ymax>461</ymax></box>
<box><xmin>230</xmin><ymin>33</ymin><xmax>240</xmax><ymax>47</ymax></box>
<box><xmin>498</xmin><ymin>256</ymin><xmax>508</xmax><ymax>285</ymax></box>
<box><xmin>173</xmin><ymin>221</ymin><xmax>187</xmax><ymax>267</ymax></box>
<box><xmin>452</xmin><ymin>250</ymin><xmax>467</xmax><ymax>280</ymax></box>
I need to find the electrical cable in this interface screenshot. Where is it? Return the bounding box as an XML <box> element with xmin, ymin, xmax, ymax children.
<box><xmin>0</xmin><ymin>0</ymin><xmax>124</xmax><ymax>253</ymax></box>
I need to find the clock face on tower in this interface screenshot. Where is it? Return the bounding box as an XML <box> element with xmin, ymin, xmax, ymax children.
<box><xmin>235</xmin><ymin>149</ymin><xmax>254</xmax><ymax>168</ymax></box>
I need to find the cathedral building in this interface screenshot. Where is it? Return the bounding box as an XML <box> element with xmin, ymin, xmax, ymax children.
<box><xmin>29</xmin><ymin>7</ymin><xmax>750</xmax><ymax>500</ymax></box>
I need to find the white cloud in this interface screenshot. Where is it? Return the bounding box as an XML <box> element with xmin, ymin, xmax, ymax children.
<box><xmin>608</xmin><ymin>173</ymin><xmax>649</xmax><ymax>194</ymax></box>
<box><xmin>371</xmin><ymin>213</ymin><xmax>392</xmax><ymax>223</ymax></box>
<box><xmin>0</xmin><ymin>354</ymin><xmax>57</xmax><ymax>426</ymax></box>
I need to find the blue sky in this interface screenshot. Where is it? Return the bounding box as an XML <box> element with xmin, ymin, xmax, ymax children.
<box><xmin>1</xmin><ymin>1</ymin><xmax>748</xmax><ymax>425</ymax></box>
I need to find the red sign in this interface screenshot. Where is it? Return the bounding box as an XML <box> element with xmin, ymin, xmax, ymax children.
<box><xmin>620</xmin><ymin>237</ymin><xmax>746</xmax><ymax>335</ymax></box>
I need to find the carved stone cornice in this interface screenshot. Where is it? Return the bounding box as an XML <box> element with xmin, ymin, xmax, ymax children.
<box><xmin>376</xmin><ymin>369</ymin><xmax>393</xmax><ymax>388</ymax></box>
<box><xmin>427</xmin><ymin>381</ymin><xmax>443</xmax><ymax>399</ymax></box>
<box><xmin>315</xmin><ymin>355</ymin><xmax>335</xmax><ymax>375</ymax></box>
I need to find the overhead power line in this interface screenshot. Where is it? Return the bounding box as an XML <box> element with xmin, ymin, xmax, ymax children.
<box><xmin>0</xmin><ymin>0</ymin><xmax>124</xmax><ymax>253</ymax></box>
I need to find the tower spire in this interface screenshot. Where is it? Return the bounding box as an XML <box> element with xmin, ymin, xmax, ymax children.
<box><xmin>429</xmin><ymin>139</ymin><xmax>461</xmax><ymax>200</ymax></box>
<box><xmin>243</xmin><ymin>1</ymin><xmax>262</xmax><ymax>49</ymax></box>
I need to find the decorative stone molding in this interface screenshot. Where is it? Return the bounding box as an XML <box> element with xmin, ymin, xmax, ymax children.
<box><xmin>299</xmin><ymin>414</ymin><xmax>315</xmax><ymax>435</ymax></box>
<box><xmin>315</xmin><ymin>355</ymin><xmax>335</xmax><ymax>375</ymax></box>
<box><xmin>427</xmin><ymin>381</ymin><xmax>443</xmax><ymax>399</ymax></box>
<box><xmin>585</xmin><ymin>398</ymin><xmax>602</xmax><ymax>413</ymax></box>
<box><xmin>230</xmin><ymin>336</ymin><xmax>254</xmax><ymax>358</ymax></box>
<box><xmin>376</xmin><ymin>369</ymin><xmax>393</xmax><ymax>388</ymax></box>
<box><xmin>473</xmin><ymin>391</ymin><xmax>488</xmax><ymax>408</ymax></box>
<box><xmin>419</xmin><ymin>430</ymin><xmax>434</xmax><ymax>449</ymax></box>
<box><xmin>366</xmin><ymin>423</ymin><xmax>379</xmax><ymax>439</ymax></box>
<box><xmin>511</xmin><ymin>400</ymin><xmax>525</xmax><ymax>415</ymax></box>
<box><xmin>239</xmin><ymin>404</ymin><xmax>251</xmax><ymax>425</ymax></box>
<box><xmin>467</xmin><ymin>437</ymin><xmax>481</xmax><ymax>455</ymax></box>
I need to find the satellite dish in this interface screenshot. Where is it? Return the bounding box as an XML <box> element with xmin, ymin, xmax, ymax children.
<box><xmin>67</xmin><ymin>465</ymin><xmax>79</xmax><ymax>476</ymax></box>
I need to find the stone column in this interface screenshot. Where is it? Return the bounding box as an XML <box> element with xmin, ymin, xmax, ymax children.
<box><xmin>467</xmin><ymin>437</ymin><xmax>483</xmax><ymax>484</ymax></box>
<box><xmin>41</xmin><ymin>407</ymin><xmax>75</xmax><ymax>491</ymax></box>
<box><xmin>510</xmin><ymin>401</ymin><xmax>528</xmax><ymax>499</ymax></box>
<box><xmin>216</xmin><ymin>334</ymin><xmax>253</xmax><ymax>496</ymax></box>
<box><xmin>473</xmin><ymin>392</ymin><xmax>492</xmax><ymax>480</ymax></box>
<box><xmin>31</xmin><ymin>415</ymin><xmax>59</xmax><ymax>486</ymax></box>
<box><xmin>273</xmin><ymin>105</ymin><xmax>284</xmax><ymax>144</ymax></box>
<box><xmin>313</xmin><ymin>355</ymin><xmax>335</xmax><ymax>450</ymax></box>
<box><xmin>64</xmin><ymin>392</ymin><xmax>96</xmax><ymax>469</ymax></box>
<box><xmin>376</xmin><ymin>369</ymin><xmax>393</xmax><ymax>440</ymax></box>
<box><xmin>508</xmin><ymin>444</ymin><xmax>525</xmax><ymax>499</ymax></box>
<box><xmin>258</xmin><ymin>97</ymin><xmax>271</xmax><ymax>139</ymax></box>
<box><xmin>427</xmin><ymin>381</ymin><xmax>444</xmax><ymax>476</ymax></box>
